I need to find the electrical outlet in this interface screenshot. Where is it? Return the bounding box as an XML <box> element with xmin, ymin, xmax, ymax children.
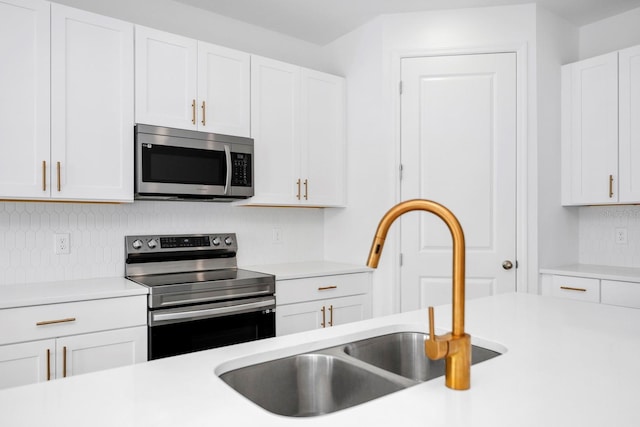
<box><xmin>54</xmin><ymin>233</ymin><xmax>70</xmax><ymax>254</ymax></box>
<box><xmin>272</xmin><ymin>227</ymin><xmax>282</xmax><ymax>244</ymax></box>
<box><xmin>615</xmin><ymin>228</ymin><xmax>628</xmax><ymax>245</ymax></box>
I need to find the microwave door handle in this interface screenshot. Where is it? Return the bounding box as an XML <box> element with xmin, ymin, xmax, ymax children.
<box><xmin>224</xmin><ymin>144</ymin><xmax>232</xmax><ymax>195</ymax></box>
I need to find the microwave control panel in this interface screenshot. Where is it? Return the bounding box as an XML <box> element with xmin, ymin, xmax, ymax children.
<box><xmin>231</xmin><ymin>152</ymin><xmax>252</xmax><ymax>187</ymax></box>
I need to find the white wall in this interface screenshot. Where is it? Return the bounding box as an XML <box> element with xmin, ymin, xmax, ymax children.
<box><xmin>535</xmin><ymin>8</ymin><xmax>580</xmax><ymax>277</ymax></box>
<box><xmin>49</xmin><ymin>0</ymin><xmax>331</xmax><ymax>72</ymax></box>
<box><xmin>0</xmin><ymin>201</ymin><xmax>324</xmax><ymax>285</ymax></box>
<box><xmin>579</xmin><ymin>6</ymin><xmax>640</xmax><ymax>60</ymax></box>
<box><xmin>323</xmin><ymin>4</ymin><xmax>540</xmax><ymax>316</ymax></box>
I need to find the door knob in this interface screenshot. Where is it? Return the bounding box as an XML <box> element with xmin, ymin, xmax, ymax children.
<box><xmin>502</xmin><ymin>260</ymin><xmax>514</xmax><ymax>270</ymax></box>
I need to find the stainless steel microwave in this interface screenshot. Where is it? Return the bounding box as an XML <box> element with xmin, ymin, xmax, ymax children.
<box><xmin>134</xmin><ymin>124</ymin><xmax>254</xmax><ymax>201</ymax></box>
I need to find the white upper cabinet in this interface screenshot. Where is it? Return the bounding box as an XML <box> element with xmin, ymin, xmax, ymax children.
<box><xmin>562</xmin><ymin>45</ymin><xmax>640</xmax><ymax>205</ymax></box>
<box><xmin>0</xmin><ymin>0</ymin><xmax>50</xmax><ymax>199</ymax></box>
<box><xmin>246</xmin><ymin>56</ymin><xmax>346</xmax><ymax>207</ymax></box>
<box><xmin>618</xmin><ymin>45</ymin><xmax>640</xmax><ymax>202</ymax></box>
<box><xmin>134</xmin><ymin>26</ymin><xmax>198</xmax><ymax>130</ymax></box>
<box><xmin>135</xmin><ymin>26</ymin><xmax>251</xmax><ymax>137</ymax></box>
<box><xmin>0</xmin><ymin>1</ymin><xmax>133</xmax><ymax>202</ymax></box>
<box><xmin>561</xmin><ymin>52</ymin><xmax>618</xmax><ymax>205</ymax></box>
<box><xmin>197</xmin><ymin>42</ymin><xmax>251</xmax><ymax>137</ymax></box>
<box><xmin>249</xmin><ymin>56</ymin><xmax>301</xmax><ymax>205</ymax></box>
<box><xmin>51</xmin><ymin>4</ymin><xmax>134</xmax><ymax>202</ymax></box>
<box><xmin>300</xmin><ymin>69</ymin><xmax>346</xmax><ymax>207</ymax></box>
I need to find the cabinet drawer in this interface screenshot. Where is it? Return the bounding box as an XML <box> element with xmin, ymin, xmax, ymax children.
<box><xmin>550</xmin><ymin>275</ymin><xmax>600</xmax><ymax>303</ymax></box>
<box><xmin>276</xmin><ymin>273</ymin><xmax>371</xmax><ymax>305</ymax></box>
<box><xmin>601</xmin><ymin>280</ymin><xmax>640</xmax><ymax>309</ymax></box>
<box><xmin>0</xmin><ymin>296</ymin><xmax>147</xmax><ymax>345</ymax></box>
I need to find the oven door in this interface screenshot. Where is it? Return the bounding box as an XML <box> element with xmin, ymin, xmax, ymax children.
<box><xmin>136</xmin><ymin>131</ymin><xmax>231</xmax><ymax>197</ymax></box>
<box><xmin>148</xmin><ymin>296</ymin><xmax>276</xmax><ymax>360</ymax></box>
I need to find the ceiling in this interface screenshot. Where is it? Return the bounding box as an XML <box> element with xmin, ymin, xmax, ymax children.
<box><xmin>174</xmin><ymin>0</ymin><xmax>640</xmax><ymax>45</ymax></box>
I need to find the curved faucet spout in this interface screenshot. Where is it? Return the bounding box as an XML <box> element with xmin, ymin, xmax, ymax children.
<box><xmin>366</xmin><ymin>199</ymin><xmax>470</xmax><ymax>390</ymax></box>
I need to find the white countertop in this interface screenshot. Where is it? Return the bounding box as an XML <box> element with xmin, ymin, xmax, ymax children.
<box><xmin>241</xmin><ymin>261</ymin><xmax>372</xmax><ymax>280</ymax></box>
<box><xmin>540</xmin><ymin>263</ymin><xmax>640</xmax><ymax>283</ymax></box>
<box><xmin>0</xmin><ymin>277</ymin><xmax>148</xmax><ymax>309</ymax></box>
<box><xmin>1</xmin><ymin>292</ymin><xmax>639</xmax><ymax>426</ymax></box>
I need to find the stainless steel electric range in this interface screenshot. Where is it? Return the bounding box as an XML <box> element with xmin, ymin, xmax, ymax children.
<box><xmin>124</xmin><ymin>233</ymin><xmax>275</xmax><ymax>360</ymax></box>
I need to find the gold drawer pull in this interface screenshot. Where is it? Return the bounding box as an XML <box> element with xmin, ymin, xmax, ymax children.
<box><xmin>36</xmin><ymin>317</ymin><xmax>76</xmax><ymax>326</ymax></box>
<box><xmin>560</xmin><ymin>286</ymin><xmax>587</xmax><ymax>292</ymax></box>
<box><xmin>318</xmin><ymin>285</ymin><xmax>337</xmax><ymax>291</ymax></box>
<box><xmin>63</xmin><ymin>346</ymin><xmax>68</xmax><ymax>378</ymax></box>
<box><xmin>321</xmin><ymin>306</ymin><xmax>326</xmax><ymax>328</ymax></box>
<box><xmin>46</xmin><ymin>349</ymin><xmax>51</xmax><ymax>381</ymax></box>
<box><xmin>328</xmin><ymin>305</ymin><xmax>333</xmax><ymax>327</ymax></box>
<box><xmin>42</xmin><ymin>160</ymin><xmax>47</xmax><ymax>191</ymax></box>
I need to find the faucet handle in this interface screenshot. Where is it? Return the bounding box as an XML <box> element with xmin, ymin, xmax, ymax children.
<box><xmin>425</xmin><ymin>306</ymin><xmax>449</xmax><ymax>360</ymax></box>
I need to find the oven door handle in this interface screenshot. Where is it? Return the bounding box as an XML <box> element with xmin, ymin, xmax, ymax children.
<box><xmin>150</xmin><ymin>298</ymin><xmax>274</xmax><ymax>325</ymax></box>
<box><xmin>223</xmin><ymin>144</ymin><xmax>232</xmax><ymax>195</ymax></box>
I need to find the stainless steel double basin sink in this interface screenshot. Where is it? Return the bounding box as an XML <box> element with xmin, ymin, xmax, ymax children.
<box><xmin>219</xmin><ymin>331</ymin><xmax>501</xmax><ymax>417</ymax></box>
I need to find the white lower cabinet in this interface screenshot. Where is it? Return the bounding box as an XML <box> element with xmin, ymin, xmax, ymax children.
<box><xmin>0</xmin><ymin>295</ymin><xmax>147</xmax><ymax>390</ymax></box>
<box><xmin>541</xmin><ymin>272</ymin><xmax>640</xmax><ymax>309</ymax></box>
<box><xmin>0</xmin><ymin>327</ymin><xmax>145</xmax><ymax>389</ymax></box>
<box><xmin>601</xmin><ymin>280</ymin><xmax>640</xmax><ymax>309</ymax></box>
<box><xmin>275</xmin><ymin>272</ymin><xmax>372</xmax><ymax>336</ymax></box>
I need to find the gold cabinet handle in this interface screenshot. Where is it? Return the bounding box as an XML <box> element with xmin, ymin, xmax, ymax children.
<box><xmin>296</xmin><ymin>179</ymin><xmax>301</xmax><ymax>200</ymax></box>
<box><xmin>191</xmin><ymin>99</ymin><xmax>196</xmax><ymax>125</ymax></box>
<box><xmin>318</xmin><ymin>285</ymin><xmax>337</xmax><ymax>291</ymax></box>
<box><xmin>46</xmin><ymin>349</ymin><xmax>51</xmax><ymax>381</ymax></box>
<box><xmin>201</xmin><ymin>100</ymin><xmax>206</xmax><ymax>126</ymax></box>
<box><xmin>303</xmin><ymin>179</ymin><xmax>308</xmax><ymax>200</ymax></box>
<box><xmin>328</xmin><ymin>305</ymin><xmax>333</xmax><ymax>327</ymax></box>
<box><xmin>42</xmin><ymin>161</ymin><xmax>47</xmax><ymax>191</ymax></box>
<box><xmin>609</xmin><ymin>174</ymin><xmax>614</xmax><ymax>198</ymax></box>
<box><xmin>36</xmin><ymin>317</ymin><xmax>76</xmax><ymax>326</ymax></box>
<box><xmin>56</xmin><ymin>161</ymin><xmax>61</xmax><ymax>192</ymax></box>
<box><xmin>63</xmin><ymin>346</ymin><xmax>67</xmax><ymax>378</ymax></box>
<box><xmin>321</xmin><ymin>306</ymin><xmax>326</xmax><ymax>328</ymax></box>
<box><xmin>560</xmin><ymin>286</ymin><xmax>587</xmax><ymax>292</ymax></box>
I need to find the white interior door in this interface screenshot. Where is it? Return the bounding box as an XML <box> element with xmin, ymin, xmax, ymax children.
<box><xmin>400</xmin><ymin>52</ymin><xmax>517</xmax><ymax>311</ymax></box>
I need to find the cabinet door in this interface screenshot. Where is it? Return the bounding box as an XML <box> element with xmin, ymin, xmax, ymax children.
<box><xmin>135</xmin><ymin>26</ymin><xmax>197</xmax><ymax>130</ymax></box>
<box><xmin>601</xmin><ymin>280</ymin><xmax>640</xmax><ymax>309</ymax></box>
<box><xmin>51</xmin><ymin>4</ymin><xmax>134</xmax><ymax>202</ymax></box>
<box><xmin>326</xmin><ymin>295</ymin><xmax>370</xmax><ymax>327</ymax></box>
<box><xmin>561</xmin><ymin>52</ymin><xmax>619</xmax><ymax>205</ymax></box>
<box><xmin>619</xmin><ymin>45</ymin><xmax>640</xmax><ymax>202</ymax></box>
<box><xmin>276</xmin><ymin>300</ymin><xmax>323</xmax><ymax>336</ymax></box>
<box><xmin>55</xmin><ymin>326</ymin><xmax>146</xmax><ymax>378</ymax></box>
<box><xmin>198</xmin><ymin>42</ymin><xmax>250</xmax><ymax>137</ymax></box>
<box><xmin>0</xmin><ymin>0</ymin><xmax>50</xmax><ymax>200</ymax></box>
<box><xmin>250</xmin><ymin>56</ymin><xmax>301</xmax><ymax>205</ymax></box>
<box><xmin>0</xmin><ymin>339</ymin><xmax>55</xmax><ymax>390</ymax></box>
<box><xmin>300</xmin><ymin>69</ymin><xmax>346</xmax><ymax>206</ymax></box>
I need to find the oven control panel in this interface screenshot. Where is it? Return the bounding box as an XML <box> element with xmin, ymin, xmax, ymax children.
<box><xmin>125</xmin><ymin>233</ymin><xmax>237</xmax><ymax>254</ymax></box>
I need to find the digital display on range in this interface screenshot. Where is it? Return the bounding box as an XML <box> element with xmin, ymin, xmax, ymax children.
<box><xmin>160</xmin><ymin>236</ymin><xmax>211</xmax><ymax>248</ymax></box>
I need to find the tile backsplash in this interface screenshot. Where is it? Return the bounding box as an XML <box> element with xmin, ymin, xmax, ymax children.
<box><xmin>579</xmin><ymin>205</ymin><xmax>640</xmax><ymax>267</ymax></box>
<box><xmin>0</xmin><ymin>201</ymin><xmax>323</xmax><ymax>286</ymax></box>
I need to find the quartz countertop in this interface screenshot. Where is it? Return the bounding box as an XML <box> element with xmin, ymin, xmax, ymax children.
<box><xmin>241</xmin><ymin>261</ymin><xmax>372</xmax><ymax>280</ymax></box>
<box><xmin>1</xmin><ymin>293</ymin><xmax>639</xmax><ymax>426</ymax></box>
<box><xmin>540</xmin><ymin>263</ymin><xmax>640</xmax><ymax>282</ymax></box>
<box><xmin>0</xmin><ymin>277</ymin><xmax>148</xmax><ymax>309</ymax></box>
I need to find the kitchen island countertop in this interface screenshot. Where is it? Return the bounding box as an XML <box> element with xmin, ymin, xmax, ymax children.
<box><xmin>1</xmin><ymin>292</ymin><xmax>638</xmax><ymax>426</ymax></box>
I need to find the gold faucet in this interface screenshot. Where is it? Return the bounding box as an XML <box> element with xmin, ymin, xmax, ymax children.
<box><xmin>366</xmin><ymin>199</ymin><xmax>471</xmax><ymax>390</ymax></box>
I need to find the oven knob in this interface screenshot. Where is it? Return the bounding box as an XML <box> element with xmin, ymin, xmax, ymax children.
<box><xmin>132</xmin><ymin>239</ymin><xmax>143</xmax><ymax>250</ymax></box>
<box><xmin>212</xmin><ymin>237</ymin><xmax>221</xmax><ymax>246</ymax></box>
<box><xmin>147</xmin><ymin>239</ymin><xmax>158</xmax><ymax>249</ymax></box>
<box><xmin>224</xmin><ymin>236</ymin><xmax>233</xmax><ymax>246</ymax></box>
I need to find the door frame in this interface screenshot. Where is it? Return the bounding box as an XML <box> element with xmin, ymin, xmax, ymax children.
<box><xmin>390</xmin><ymin>43</ymin><xmax>532</xmax><ymax>312</ymax></box>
